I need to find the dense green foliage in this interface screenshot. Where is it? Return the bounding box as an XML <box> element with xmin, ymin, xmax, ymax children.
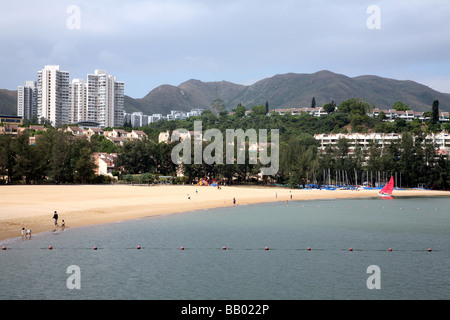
<box><xmin>136</xmin><ymin>99</ymin><xmax>449</xmax><ymax>189</ymax></box>
<box><xmin>1</xmin><ymin>99</ymin><xmax>449</xmax><ymax>189</ymax></box>
<box><xmin>0</xmin><ymin>129</ymin><xmax>115</xmax><ymax>184</ymax></box>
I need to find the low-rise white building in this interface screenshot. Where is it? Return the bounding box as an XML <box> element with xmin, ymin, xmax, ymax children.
<box><xmin>315</xmin><ymin>132</ymin><xmax>450</xmax><ymax>155</ymax></box>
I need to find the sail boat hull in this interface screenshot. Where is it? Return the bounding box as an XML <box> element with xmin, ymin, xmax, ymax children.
<box><xmin>378</xmin><ymin>193</ymin><xmax>394</xmax><ymax>199</ymax></box>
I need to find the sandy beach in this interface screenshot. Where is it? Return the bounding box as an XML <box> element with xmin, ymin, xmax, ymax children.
<box><xmin>1</xmin><ymin>184</ymin><xmax>449</xmax><ymax>243</ymax></box>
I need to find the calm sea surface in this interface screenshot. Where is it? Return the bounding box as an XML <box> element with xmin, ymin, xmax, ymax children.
<box><xmin>1</xmin><ymin>196</ymin><xmax>449</xmax><ymax>300</ymax></box>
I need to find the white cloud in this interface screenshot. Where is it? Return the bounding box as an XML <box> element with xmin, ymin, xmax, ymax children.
<box><xmin>1</xmin><ymin>0</ymin><xmax>450</xmax><ymax>97</ymax></box>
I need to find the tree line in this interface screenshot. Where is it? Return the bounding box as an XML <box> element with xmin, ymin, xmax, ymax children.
<box><xmin>1</xmin><ymin>98</ymin><xmax>449</xmax><ymax>189</ymax></box>
<box><xmin>0</xmin><ymin>129</ymin><xmax>116</xmax><ymax>184</ymax></box>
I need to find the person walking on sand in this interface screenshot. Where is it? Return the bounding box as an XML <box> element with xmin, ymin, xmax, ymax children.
<box><xmin>26</xmin><ymin>229</ymin><xmax>31</xmax><ymax>239</ymax></box>
<box><xmin>53</xmin><ymin>211</ymin><xmax>58</xmax><ymax>227</ymax></box>
<box><xmin>233</xmin><ymin>197</ymin><xmax>236</xmax><ymax>205</ymax></box>
<box><xmin>61</xmin><ymin>220</ymin><xmax>65</xmax><ymax>230</ymax></box>
<box><xmin>21</xmin><ymin>227</ymin><xmax>25</xmax><ymax>240</ymax></box>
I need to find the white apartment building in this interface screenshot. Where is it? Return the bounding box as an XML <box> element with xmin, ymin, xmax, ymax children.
<box><xmin>17</xmin><ymin>81</ymin><xmax>37</xmax><ymax>121</ymax></box>
<box><xmin>69</xmin><ymin>79</ymin><xmax>86</xmax><ymax>124</ymax></box>
<box><xmin>315</xmin><ymin>132</ymin><xmax>450</xmax><ymax>155</ymax></box>
<box><xmin>124</xmin><ymin>109</ymin><xmax>204</xmax><ymax>128</ymax></box>
<box><xmin>114</xmin><ymin>81</ymin><xmax>125</xmax><ymax>127</ymax></box>
<box><xmin>27</xmin><ymin>66</ymin><xmax>124</xmax><ymax>128</ymax></box>
<box><xmin>86</xmin><ymin>70</ymin><xmax>124</xmax><ymax>128</ymax></box>
<box><xmin>37</xmin><ymin>65</ymin><xmax>70</xmax><ymax>127</ymax></box>
<box><xmin>131</xmin><ymin>112</ymin><xmax>144</xmax><ymax>127</ymax></box>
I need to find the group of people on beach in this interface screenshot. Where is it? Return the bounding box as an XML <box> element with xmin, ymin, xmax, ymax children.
<box><xmin>53</xmin><ymin>211</ymin><xmax>65</xmax><ymax>229</ymax></box>
<box><xmin>21</xmin><ymin>210</ymin><xmax>65</xmax><ymax>240</ymax></box>
<box><xmin>21</xmin><ymin>227</ymin><xmax>31</xmax><ymax>240</ymax></box>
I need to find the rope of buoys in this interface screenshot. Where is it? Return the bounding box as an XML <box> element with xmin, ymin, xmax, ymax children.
<box><xmin>0</xmin><ymin>246</ymin><xmax>439</xmax><ymax>252</ymax></box>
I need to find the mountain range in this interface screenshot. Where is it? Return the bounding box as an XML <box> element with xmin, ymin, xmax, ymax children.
<box><xmin>124</xmin><ymin>70</ymin><xmax>450</xmax><ymax>115</ymax></box>
<box><xmin>1</xmin><ymin>70</ymin><xmax>449</xmax><ymax>117</ymax></box>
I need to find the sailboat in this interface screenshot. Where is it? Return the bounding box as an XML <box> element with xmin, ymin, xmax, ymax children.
<box><xmin>378</xmin><ymin>176</ymin><xmax>394</xmax><ymax>198</ymax></box>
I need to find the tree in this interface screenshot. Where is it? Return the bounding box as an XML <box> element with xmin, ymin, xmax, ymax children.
<box><xmin>323</xmin><ymin>101</ymin><xmax>336</xmax><ymax>114</ymax></box>
<box><xmin>234</xmin><ymin>104</ymin><xmax>247</xmax><ymax>118</ymax></box>
<box><xmin>13</xmin><ymin>132</ymin><xmax>36</xmax><ymax>183</ymax></box>
<box><xmin>338</xmin><ymin>98</ymin><xmax>370</xmax><ymax>115</ymax></box>
<box><xmin>48</xmin><ymin>131</ymin><xmax>74</xmax><ymax>183</ymax></box>
<box><xmin>90</xmin><ymin>134</ymin><xmax>119</xmax><ymax>153</ymax></box>
<box><xmin>392</xmin><ymin>101</ymin><xmax>410</xmax><ymax>111</ymax></box>
<box><xmin>0</xmin><ymin>134</ymin><xmax>16</xmax><ymax>183</ymax></box>
<box><xmin>74</xmin><ymin>146</ymin><xmax>96</xmax><ymax>184</ymax></box>
<box><xmin>211</xmin><ymin>99</ymin><xmax>225</xmax><ymax>115</ymax></box>
<box><xmin>431</xmin><ymin>100</ymin><xmax>439</xmax><ymax>124</ymax></box>
<box><xmin>251</xmin><ymin>105</ymin><xmax>267</xmax><ymax>115</ymax></box>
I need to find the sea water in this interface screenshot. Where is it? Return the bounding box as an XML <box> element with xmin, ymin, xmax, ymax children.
<box><xmin>0</xmin><ymin>196</ymin><xmax>449</xmax><ymax>300</ymax></box>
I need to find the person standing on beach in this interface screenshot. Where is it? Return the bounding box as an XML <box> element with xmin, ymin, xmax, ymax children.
<box><xmin>21</xmin><ymin>227</ymin><xmax>25</xmax><ymax>240</ymax></box>
<box><xmin>53</xmin><ymin>211</ymin><xmax>58</xmax><ymax>227</ymax></box>
<box><xmin>26</xmin><ymin>229</ymin><xmax>31</xmax><ymax>239</ymax></box>
<box><xmin>233</xmin><ymin>197</ymin><xmax>236</xmax><ymax>205</ymax></box>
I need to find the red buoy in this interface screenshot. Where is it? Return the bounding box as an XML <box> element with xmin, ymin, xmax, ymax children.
<box><xmin>222</xmin><ymin>246</ymin><xmax>227</xmax><ymax>250</ymax></box>
<box><xmin>1</xmin><ymin>246</ymin><xmax>6</xmax><ymax>250</ymax></box>
<box><xmin>427</xmin><ymin>248</ymin><xmax>432</xmax><ymax>252</ymax></box>
<box><xmin>48</xmin><ymin>246</ymin><xmax>53</xmax><ymax>250</ymax></box>
<box><xmin>388</xmin><ymin>248</ymin><xmax>393</xmax><ymax>252</ymax></box>
<box><xmin>180</xmin><ymin>246</ymin><xmax>184</xmax><ymax>250</ymax></box>
<box><xmin>307</xmin><ymin>247</ymin><xmax>311</xmax><ymax>251</ymax></box>
<box><xmin>93</xmin><ymin>246</ymin><xmax>98</xmax><ymax>250</ymax></box>
<box><xmin>349</xmin><ymin>247</ymin><xmax>353</xmax><ymax>251</ymax></box>
<box><xmin>137</xmin><ymin>245</ymin><xmax>141</xmax><ymax>250</ymax></box>
<box><xmin>265</xmin><ymin>246</ymin><xmax>269</xmax><ymax>250</ymax></box>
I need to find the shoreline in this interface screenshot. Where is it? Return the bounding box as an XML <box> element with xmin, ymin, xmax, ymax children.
<box><xmin>1</xmin><ymin>184</ymin><xmax>449</xmax><ymax>243</ymax></box>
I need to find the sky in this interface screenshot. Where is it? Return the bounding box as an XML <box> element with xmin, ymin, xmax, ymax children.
<box><xmin>1</xmin><ymin>0</ymin><xmax>450</xmax><ymax>98</ymax></box>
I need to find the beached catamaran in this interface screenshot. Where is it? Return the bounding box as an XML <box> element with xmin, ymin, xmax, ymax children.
<box><xmin>379</xmin><ymin>176</ymin><xmax>394</xmax><ymax>198</ymax></box>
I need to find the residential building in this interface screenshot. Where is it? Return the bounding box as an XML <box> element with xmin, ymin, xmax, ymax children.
<box><xmin>131</xmin><ymin>112</ymin><xmax>144</xmax><ymax>127</ymax></box>
<box><xmin>37</xmin><ymin>65</ymin><xmax>70</xmax><ymax>127</ymax></box>
<box><xmin>315</xmin><ymin>132</ymin><xmax>450</xmax><ymax>156</ymax></box>
<box><xmin>0</xmin><ymin>123</ymin><xmax>20</xmax><ymax>135</ymax></box>
<box><xmin>65</xmin><ymin>126</ymin><xmax>85</xmax><ymax>136</ymax></box>
<box><xmin>85</xmin><ymin>127</ymin><xmax>105</xmax><ymax>138</ymax></box>
<box><xmin>87</xmin><ymin>70</ymin><xmax>124</xmax><ymax>128</ymax></box>
<box><xmin>315</xmin><ymin>133</ymin><xmax>402</xmax><ymax>153</ymax></box>
<box><xmin>93</xmin><ymin>152</ymin><xmax>119</xmax><ymax>177</ymax></box>
<box><xmin>69</xmin><ymin>79</ymin><xmax>86</xmax><ymax>123</ymax></box>
<box><xmin>123</xmin><ymin>109</ymin><xmax>204</xmax><ymax>128</ymax></box>
<box><xmin>0</xmin><ymin>115</ymin><xmax>23</xmax><ymax>126</ymax></box>
<box><xmin>114</xmin><ymin>81</ymin><xmax>125</xmax><ymax>127</ymax></box>
<box><xmin>130</xmin><ymin>130</ymin><xmax>146</xmax><ymax>140</ymax></box>
<box><xmin>272</xmin><ymin>107</ymin><xmax>327</xmax><ymax>116</ymax></box>
<box><xmin>158</xmin><ymin>129</ymin><xmax>202</xmax><ymax>143</ymax></box>
<box><xmin>439</xmin><ymin>112</ymin><xmax>450</xmax><ymax>123</ymax></box>
<box><xmin>17</xmin><ymin>81</ymin><xmax>37</xmax><ymax>121</ymax></box>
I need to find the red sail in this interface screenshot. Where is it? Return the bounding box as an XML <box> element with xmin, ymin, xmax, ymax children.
<box><xmin>380</xmin><ymin>176</ymin><xmax>394</xmax><ymax>195</ymax></box>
